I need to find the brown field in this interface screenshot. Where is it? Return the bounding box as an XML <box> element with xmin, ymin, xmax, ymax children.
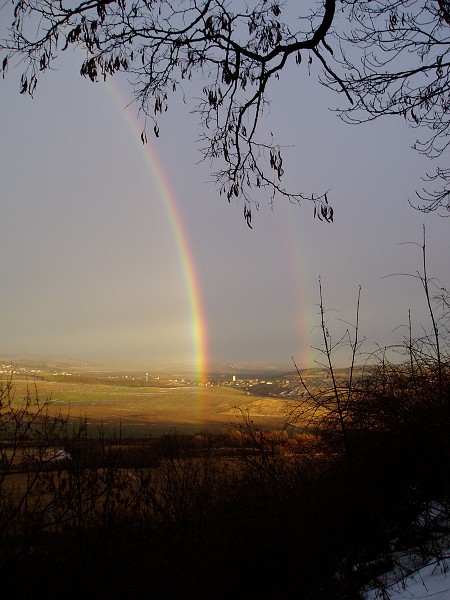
<box><xmin>8</xmin><ymin>377</ymin><xmax>301</xmax><ymax>436</ymax></box>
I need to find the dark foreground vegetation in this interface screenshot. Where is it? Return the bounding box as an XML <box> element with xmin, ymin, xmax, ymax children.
<box><xmin>1</xmin><ymin>355</ymin><xmax>449</xmax><ymax>599</ymax></box>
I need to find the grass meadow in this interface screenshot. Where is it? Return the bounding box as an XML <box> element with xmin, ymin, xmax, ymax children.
<box><xmin>9</xmin><ymin>377</ymin><xmax>298</xmax><ymax>436</ymax></box>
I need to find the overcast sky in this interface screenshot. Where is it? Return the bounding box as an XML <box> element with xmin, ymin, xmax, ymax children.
<box><xmin>1</xmin><ymin>41</ymin><xmax>449</xmax><ymax>372</ymax></box>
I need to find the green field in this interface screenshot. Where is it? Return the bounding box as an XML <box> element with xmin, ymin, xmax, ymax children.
<box><xmin>9</xmin><ymin>377</ymin><xmax>299</xmax><ymax>436</ymax></box>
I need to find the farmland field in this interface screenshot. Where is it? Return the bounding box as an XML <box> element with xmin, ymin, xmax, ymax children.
<box><xmin>8</xmin><ymin>377</ymin><xmax>300</xmax><ymax>436</ymax></box>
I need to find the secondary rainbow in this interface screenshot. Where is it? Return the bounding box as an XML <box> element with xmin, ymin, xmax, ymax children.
<box><xmin>279</xmin><ymin>206</ymin><xmax>316</xmax><ymax>370</ymax></box>
<box><xmin>106</xmin><ymin>78</ymin><xmax>208</xmax><ymax>385</ymax></box>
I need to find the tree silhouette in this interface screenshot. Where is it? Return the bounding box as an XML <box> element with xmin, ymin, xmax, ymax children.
<box><xmin>2</xmin><ymin>1</ymin><xmax>449</xmax><ymax>220</ymax></box>
<box><xmin>331</xmin><ymin>0</ymin><xmax>450</xmax><ymax>215</ymax></box>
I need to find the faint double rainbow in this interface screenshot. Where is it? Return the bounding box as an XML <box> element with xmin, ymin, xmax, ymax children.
<box><xmin>106</xmin><ymin>78</ymin><xmax>208</xmax><ymax>383</ymax></box>
<box><xmin>105</xmin><ymin>77</ymin><xmax>315</xmax><ymax>381</ymax></box>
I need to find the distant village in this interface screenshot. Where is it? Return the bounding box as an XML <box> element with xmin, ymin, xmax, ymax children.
<box><xmin>1</xmin><ymin>361</ymin><xmax>332</xmax><ymax>399</ymax></box>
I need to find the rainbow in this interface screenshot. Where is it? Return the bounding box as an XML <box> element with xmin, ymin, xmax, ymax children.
<box><xmin>280</xmin><ymin>207</ymin><xmax>316</xmax><ymax>370</ymax></box>
<box><xmin>106</xmin><ymin>78</ymin><xmax>208</xmax><ymax>385</ymax></box>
